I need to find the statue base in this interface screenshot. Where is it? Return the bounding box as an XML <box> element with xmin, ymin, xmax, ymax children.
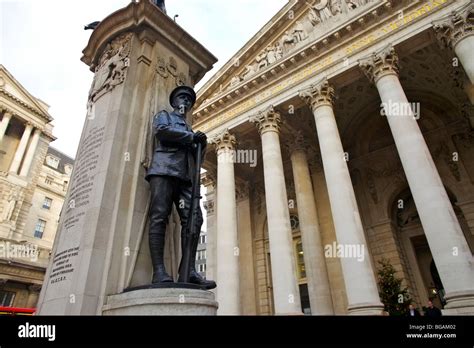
<box><xmin>102</xmin><ymin>287</ymin><xmax>218</xmax><ymax>315</ymax></box>
<box><xmin>124</xmin><ymin>282</ymin><xmax>207</xmax><ymax>292</ymax></box>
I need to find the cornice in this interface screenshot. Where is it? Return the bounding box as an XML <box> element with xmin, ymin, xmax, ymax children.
<box><xmin>0</xmin><ymin>89</ymin><xmax>52</xmax><ymax>123</ymax></box>
<box><xmin>193</xmin><ymin>0</ymin><xmax>397</xmax><ymax>121</ymax></box>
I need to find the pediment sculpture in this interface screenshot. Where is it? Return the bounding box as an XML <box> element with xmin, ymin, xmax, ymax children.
<box><xmin>220</xmin><ymin>0</ymin><xmax>375</xmax><ymax>93</ymax></box>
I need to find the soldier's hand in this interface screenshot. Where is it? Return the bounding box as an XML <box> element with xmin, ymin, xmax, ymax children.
<box><xmin>193</xmin><ymin>131</ymin><xmax>207</xmax><ymax>145</ymax></box>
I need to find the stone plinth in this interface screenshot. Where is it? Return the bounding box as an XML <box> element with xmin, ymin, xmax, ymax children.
<box><xmin>102</xmin><ymin>288</ymin><xmax>218</xmax><ymax>316</ymax></box>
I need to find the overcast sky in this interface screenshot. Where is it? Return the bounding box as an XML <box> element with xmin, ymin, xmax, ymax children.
<box><xmin>0</xmin><ymin>0</ymin><xmax>287</xmax><ymax>158</ymax></box>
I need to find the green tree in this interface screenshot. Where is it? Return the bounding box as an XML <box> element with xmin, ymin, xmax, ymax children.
<box><xmin>377</xmin><ymin>259</ymin><xmax>411</xmax><ymax>315</ymax></box>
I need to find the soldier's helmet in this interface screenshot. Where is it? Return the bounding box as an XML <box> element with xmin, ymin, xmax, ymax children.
<box><xmin>169</xmin><ymin>86</ymin><xmax>196</xmax><ymax>109</ymax></box>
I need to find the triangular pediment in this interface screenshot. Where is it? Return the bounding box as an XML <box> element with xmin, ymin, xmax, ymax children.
<box><xmin>195</xmin><ymin>0</ymin><xmax>300</xmax><ymax>108</ymax></box>
<box><xmin>0</xmin><ymin>64</ymin><xmax>52</xmax><ymax>121</ymax></box>
<box><xmin>193</xmin><ymin>0</ymin><xmax>388</xmax><ymax>120</ymax></box>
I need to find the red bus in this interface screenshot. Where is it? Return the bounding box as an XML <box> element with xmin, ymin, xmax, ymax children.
<box><xmin>0</xmin><ymin>306</ymin><xmax>36</xmax><ymax>316</ymax></box>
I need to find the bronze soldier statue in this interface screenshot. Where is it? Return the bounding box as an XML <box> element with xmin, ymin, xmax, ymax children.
<box><xmin>146</xmin><ymin>86</ymin><xmax>216</xmax><ymax>289</ymax></box>
<box><xmin>152</xmin><ymin>0</ymin><xmax>167</xmax><ymax>14</ymax></box>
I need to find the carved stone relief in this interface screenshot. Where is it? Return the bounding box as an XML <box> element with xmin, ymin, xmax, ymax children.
<box><xmin>225</xmin><ymin>0</ymin><xmax>375</xmax><ymax>88</ymax></box>
<box><xmin>88</xmin><ymin>33</ymin><xmax>133</xmax><ymax>103</ymax></box>
<box><xmin>156</xmin><ymin>57</ymin><xmax>168</xmax><ymax>78</ymax></box>
<box><xmin>154</xmin><ymin>56</ymin><xmax>188</xmax><ymax>86</ymax></box>
<box><xmin>1</xmin><ymin>186</ymin><xmax>24</xmax><ymax>223</ymax></box>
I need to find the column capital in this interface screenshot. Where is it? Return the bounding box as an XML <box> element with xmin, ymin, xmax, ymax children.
<box><xmin>210</xmin><ymin>128</ymin><xmax>236</xmax><ymax>153</ymax></box>
<box><xmin>10</xmin><ymin>121</ymin><xmax>34</xmax><ymax>173</ymax></box>
<box><xmin>250</xmin><ymin>105</ymin><xmax>282</xmax><ymax>135</ymax></box>
<box><xmin>359</xmin><ymin>45</ymin><xmax>399</xmax><ymax>84</ymax></box>
<box><xmin>286</xmin><ymin>130</ymin><xmax>309</xmax><ymax>155</ymax></box>
<box><xmin>0</xmin><ymin>111</ymin><xmax>13</xmax><ymax>143</ymax></box>
<box><xmin>299</xmin><ymin>79</ymin><xmax>335</xmax><ymax>112</ymax></box>
<box><xmin>433</xmin><ymin>3</ymin><xmax>473</xmax><ymax>49</ymax></box>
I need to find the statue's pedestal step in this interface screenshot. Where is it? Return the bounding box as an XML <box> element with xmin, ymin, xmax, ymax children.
<box><xmin>124</xmin><ymin>282</ymin><xmax>206</xmax><ymax>292</ymax></box>
<box><xmin>102</xmin><ymin>287</ymin><xmax>218</xmax><ymax>315</ymax></box>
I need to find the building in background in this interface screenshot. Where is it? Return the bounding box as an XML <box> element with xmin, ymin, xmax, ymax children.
<box><xmin>195</xmin><ymin>231</ymin><xmax>207</xmax><ymax>278</ymax></box>
<box><xmin>197</xmin><ymin>0</ymin><xmax>474</xmax><ymax>315</ymax></box>
<box><xmin>0</xmin><ymin>65</ymin><xmax>73</xmax><ymax>309</ymax></box>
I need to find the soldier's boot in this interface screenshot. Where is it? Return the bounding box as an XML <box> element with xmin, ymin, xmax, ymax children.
<box><xmin>149</xmin><ymin>227</ymin><xmax>173</xmax><ymax>284</ymax></box>
<box><xmin>188</xmin><ymin>232</ymin><xmax>216</xmax><ymax>290</ymax></box>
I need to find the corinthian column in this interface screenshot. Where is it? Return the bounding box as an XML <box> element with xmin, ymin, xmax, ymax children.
<box><xmin>433</xmin><ymin>4</ymin><xmax>474</xmax><ymax>84</ymax></box>
<box><xmin>20</xmin><ymin>128</ymin><xmax>42</xmax><ymax>176</ymax></box>
<box><xmin>10</xmin><ymin>122</ymin><xmax>33</xmax><ymax>174</ymax></box>
<box><xmin>0</xmin><ymin>112</ymin><xmax>12</xmax><ymax>144</ymax></box>
<box><xmin>250</xmin><ymin>106</ymin><xmax>302</xmax><ymax>315</ymax></box>
<box><xmin>211</xmin><ymin>129</ymin><xmax>240</xmax><ymax>315</ymax></box>
<box><xmin>360</xmin><ymin>45</ymin><xmax>474</xmax><ymax>314</ymax></box>
<box><xmin>287</xmin><ymin>132</ymin><xmax>334</xmax><ymax>315</ymax></box>
<box><xmin>300</xmin><ymin>80</ymin><xmax>383</xmax><ymax>315</ymax></box>
<box><xmin>202</xmin><ymin>171</ymin><xmax>217</xmax><ymax>284</ymax></box>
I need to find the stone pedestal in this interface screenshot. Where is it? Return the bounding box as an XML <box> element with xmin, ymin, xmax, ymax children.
<box><xmin>36</xmin><ymin>1</ymin><xmax>216</xmax><ymax>315</ymax></box>
<box><xmin>102</xmin><ymin>288</ymin><xmax>218</xmax><ymax>316</ymax></box>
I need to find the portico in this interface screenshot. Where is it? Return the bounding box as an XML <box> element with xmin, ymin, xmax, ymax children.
<box><xmin>195</xmin><ymin>0</ymin><xmax>474</xmax><ymax>315</ymax></box>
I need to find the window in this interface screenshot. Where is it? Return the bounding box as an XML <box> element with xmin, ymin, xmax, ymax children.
<box><xmin>196</xmin><ymin>250</ymin><xmax>206</xmax><ymax>261</ymax></box>
<box><xmin>290</xmin><ymin>214</ymin><xmax>300</xmax><ymax>232</ymax></box>
<box><xmin>198</xmin><ymin>264</ymin><xmax>206</xmax><ymax>273</ymax></box>
<box><xmin>195</xmin><ymin>250</ymin><xmax>207</xmax><ymax>261</ymax></box>
<box><xmin>34</xmin><ymin>219</ymin><xmax>46</xmax><ymax>239</ymax></box>
<box><xmin>0</xmin><ymin>290</ymin><xmax>15</xmax><ymax>307</ymax></box>
<box><xmin>199</xmin><ymin>235</ymin><xmax>207</xmax><ymax>244</ymax></box>
<box><xmin>42</xmin><ymin>197</ymin><xmax>52</xmax><ymax>209</ymax></box>
<box><xmin>63</xmin><ymin>181</ymin><xmax>68</xmax><ymax>191</ymax></box>
<box><xmin>46</xmin><ymin>156</ymin><xmax>59</xmax><ymax>169</ymax></box>
<box><xmin>45</xmin><ymin>176</ymin><xmax>53</xmax><ymax>185</ymax></box>
<box><xmin>295</xmin><ymin>239</ymin><xmax>306</xmax><ymax>280</ymax></box>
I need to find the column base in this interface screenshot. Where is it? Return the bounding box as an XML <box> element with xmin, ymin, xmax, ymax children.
<box><xmin>102</xmin><ymin>288</ymin><xmax>218</xmax><ymax>315</ymax></box>
<box><xmin>443</xmin><ymin>291</ymin><xmax>474</xmax><ymax>315</ymax></box>
<box><xmin>347</xmin><ymin>302</ymin><xmax>385</xmax><ymax>315</ymax></box>
<box><xmin>274</xmin><ymin>311</ymin><xmax>305</xmax><ymax>316</ymax></box>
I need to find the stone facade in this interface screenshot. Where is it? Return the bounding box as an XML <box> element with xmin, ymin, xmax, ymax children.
<box><xmin>0</xmin><ymin>65</ymin><xmax>72</xmax><ymax>310</ymax></box>
<box><xmin>195</xmin><ymin>231</ymin><xmax>207</xmax><ymax>277</ymax></box>
<box><xmin>195</xmin><ymin>0</ymin><xmax>474</xmax><ymax>315</ymax></box>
